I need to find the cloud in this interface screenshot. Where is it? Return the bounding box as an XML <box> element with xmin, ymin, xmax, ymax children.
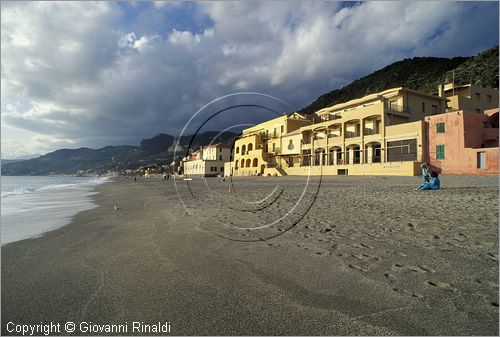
<box><xmin>1</xmin><ymin>1</ymin><xmax>498</xmax><ymax>157</ymax></box>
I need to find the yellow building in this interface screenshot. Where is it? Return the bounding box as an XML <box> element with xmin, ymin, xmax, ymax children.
<box><xmin>435</xmin><ymin>83</ymin><xmax>499</xmax><ymax>113</ymax></box>
<box><xmin>227</xmin><ymin>87</ymin><xmax>448</xmax><ymax>176</ymax></box>
<box><xmin>226</xmin><ymin>113</ymin><xmax>310</xmax><ymax>176</ymax></box>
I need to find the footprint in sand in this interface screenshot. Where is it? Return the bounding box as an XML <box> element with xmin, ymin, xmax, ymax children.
<box><xmin>384</xmin><ymin>272</ymin><xmax>396</xmax><ymax>283</ymax></box>
<box><xmin>296</xmin><ymin>243</ymin><xmax>329</xmax><ymax>256</ymax></box>
<box><xmin>348</xmin><ymin>263</ymin><xmax>368</xmax><ymax>272</ymax></box>
<box><xmin>391</xmin><ymin>263</ymin><xmax>434</xmax><ymax>274</ymax></box>
<box><xmin>487</xmin><ymin>252</ymin><xmax>498</xmax><ymax>262</ymax></box>
<box><xmin>425</xmin><ymin>280</ymin><xmax>456</xmax><ymax>291</ymax></box>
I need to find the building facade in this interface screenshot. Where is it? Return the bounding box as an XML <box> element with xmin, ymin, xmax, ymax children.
<box><xmin>227</xmin><ymin>87</ymin><xmax>448</xmax><ymax>176</ymax></box>
<box><xmin>226</xmin><ymin>113</ymin><xmax>311</xmax><ymax>176</ymax></box>
<box><xmin>435</xmin><ymin>83</ymin><xmax>499</xmax><ymax>113</ymax></box>
<box><xmin>425</xmin><ymin>108</ymin><xmax>499</xmax><ymax>175</ymax></box>
<box><xmin>183</xmin><ymin>143</ymin><xmax>231</xmax><ymax>177</ymax></box>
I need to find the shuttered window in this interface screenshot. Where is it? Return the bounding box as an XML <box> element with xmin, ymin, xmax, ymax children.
<box><xmin>436</xmin><ymin>145</ymin><xmax>445</xmax><ymax>160</ymax></box>
<box><xmin>436</xmin><ymin>122</ymin><xmax>445</xmax><ymax>133</ymax></box>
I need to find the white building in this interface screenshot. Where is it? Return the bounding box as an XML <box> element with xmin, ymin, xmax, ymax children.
<box><xmin>183</xmin><ymin>143</ymin><xmax>232</xmax><ymax>177</ymax></box>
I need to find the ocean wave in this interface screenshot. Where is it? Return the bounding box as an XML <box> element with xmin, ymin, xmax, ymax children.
<box><xmin>37</xmin><ymin>183</ymin><xmax>79</xmax><ymax>191</ymax></box>
<box><xmin>88</xmin><ymin>177</ymin><xmax>110</xmax><ymax>185</ymax></box>
<box><xmin>1</xmin><ymin>187</ymin><xmax>36</xmax><ymax>198</ymax></box>
<box><xmin>1</xmin><ymin>176</ymin><xmax>109</xmax><ymax>198</ymax></box>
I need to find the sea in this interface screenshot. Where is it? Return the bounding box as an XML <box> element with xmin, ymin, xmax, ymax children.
<box><xmin>1</xmin><ymin>175</ymin><xmax>109</xmax><ymax>245</ymax></box>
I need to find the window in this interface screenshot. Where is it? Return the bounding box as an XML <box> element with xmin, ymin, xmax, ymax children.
<box><xmin>475</xmin><ymin>93</ymin><xmax>481</xmax><ymax>101</ymax></box>
<box><xmin>431</xmin><ymin>105</ymin><xmax>438</xmax><ymax>114</ymax></box>
<box><xmin>219</xmin><ymin>155</ymin><xmax>222</xmax><ymax>160</ymax></box>
<box><xmin>387</xmin><ymin>139</ymin><xmax>417</xmax><ymax>162</ymax></box>
<box><xmin>236</xmin><ymin>147</ymin><xmax>239</xmax><ymax>154</ymax></box>
<box><xmin>477</xmin><ymin>152</ymin><xmax>486</xmax><ymax>169</ymax></box>
<box><xmin>281</xmin><ymin>125</ymin><xmax>284</xmax><ymax>133</ymax></box>
<box><xmin>221</xmin><ymin>167</ymin><xmax>224</xmax><ymax>171</ymax></box>
<box><xmin>272</xmin><ymin>143</ymin><xmax>275</xmax><ymax>151</ymax></box>
<box><xmin>436</xmin><ymin>145</ymin><xmax>445</xmax><ymax>160</ymax></box>
<box><xmin>436</xmin><ymin>122</ymin><xmax>445</xmax><ymax>133</ymax></box>
<box><xmin>422</xmin><ymin>102</ymin><xmax>426</xmax><ymax>113</ymax></box>
<box><xmin>487</xmin><ymin>95</ymin><xmax>492</xmax><ymax>103</ymax></box>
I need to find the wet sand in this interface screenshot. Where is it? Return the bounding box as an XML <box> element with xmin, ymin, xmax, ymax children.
<box><xmin>2</xmin><ymin>175</ymin><xmax>498</xmax><ymax>335</ymax></box>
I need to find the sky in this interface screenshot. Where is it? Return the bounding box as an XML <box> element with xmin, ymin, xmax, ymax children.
<box><xmin>1</xmin><ymin>1</ymin><xmax>498</xmax><ymax>158</ymax></box>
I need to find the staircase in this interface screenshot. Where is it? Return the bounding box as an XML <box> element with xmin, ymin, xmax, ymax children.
<box><xmin>275</xmin><ymin>166</ymin><xmax>288</xmax><ymax>176</ymax></box>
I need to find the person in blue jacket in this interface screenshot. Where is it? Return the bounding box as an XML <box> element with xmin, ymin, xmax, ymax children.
<box><xmin>418</xmin><ymin>162</ymin><xmax>440</xmax><ymax>190</ymax></box>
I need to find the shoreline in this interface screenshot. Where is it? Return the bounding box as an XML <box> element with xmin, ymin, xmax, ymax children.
<box><xmin>2</xmin><ymin>175</ymin><xmax>498</xmax><ymax>335</ymax></box>
<box><xmin>1</xmin><ymin>176</ymin><xmax>113</xmax><ymax>247</ymax></box>
<box><xmin>0</xmin><ymin>176</ymin><xmax>110</xmax><ymax>246</ymax></box>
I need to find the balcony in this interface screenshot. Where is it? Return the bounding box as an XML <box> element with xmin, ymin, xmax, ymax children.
<box><xmin>363</xmin><ymin>129</ymin><xmax>380</xmax><ymax>136</ymax></box>
<box><xmin>314</xmin><ymin>138</ymin><xmax>328</xmax><ymax>148</ymax></box>
<box><xmin>384</xmin><ymin>103</ymin><xmax>411</xmax><ymax>114</ymax></box>
<box><xmin>312</xmin><ymin>114</ymin><xmax>342</xmax><ymax>125</ymax></box>
<box><xmin>345</xmin><ymin>131</ymin><xmax>360</xmax><ymax>138</ymax></box>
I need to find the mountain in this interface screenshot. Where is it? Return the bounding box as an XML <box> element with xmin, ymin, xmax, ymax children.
<box><xmin>1</xmin><ymin>159</ymin><xmax>27</xmax><ymax>165</ymax></box>
<box><xmin>3</xmin><ymin>46</ymin><xmax>498</xmax><ymax>176</ymax></box>
<box><xmin>1</xmin><ymin>131</ymin><xmax>238</xmax><ymax>176</ymax></box>
<box><xmin>298</xmin><ymin>46</ymin><xmax>499</xmax><ymax>115</ymax></box>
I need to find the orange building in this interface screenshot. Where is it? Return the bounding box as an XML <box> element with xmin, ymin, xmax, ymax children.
<box><xmin>425</xmin><ymin>108</ymin><xmax>499</xmax><ymax>175</ymax></box>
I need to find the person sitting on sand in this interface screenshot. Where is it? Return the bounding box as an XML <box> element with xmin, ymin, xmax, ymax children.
<box><xmin>420</xmin><ymin>162</ymin><xmax>431</xmax><ymax>183</ymax></box>
<box><xmin>418</xmin><ymin>170</ymin><xmax>440</xmax><ymax>190</ymax></box>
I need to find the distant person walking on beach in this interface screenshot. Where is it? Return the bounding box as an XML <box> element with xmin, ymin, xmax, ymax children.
<box><xmin>418</xmin><ymin>162</ymin><xmax>440</xmax><ymax>190</ymax></box>
<box><xmin>134</xmin><ymin>176</ymin><xmax>137</xmax><ymax>182</ymax></box>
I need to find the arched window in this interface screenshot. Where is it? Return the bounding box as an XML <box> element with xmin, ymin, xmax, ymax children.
<box><xmin>241</xmin><ymin>159</ymin><xmax>245</xmax><ymax>168</ymax></box>
<box><xmin>252</xmin><ymin>158</ymin><xmax>258</xmax><ymax>167</ymax></box>
<box><xmin>242</xmin><ymin>145</ymin><xmax>246</xmax><ymax>154</ymax></box>
<box><xmin>236</xmin><ymin>147</ymin><xmax>239</xmax><ymax>154</ymax></box>
<box><xmin>246</xmin><ymin>159</ymin><xmax>251</xmax><ymax>168</ymax></box>
<box><xmin>248</xmin><ymin>143</ymin><xmax>253</xmax><ymax>151</ymax></box>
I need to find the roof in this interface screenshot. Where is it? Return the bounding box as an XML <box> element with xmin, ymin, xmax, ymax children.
<box><xmin>282</xmin><ymin>129</ymin><xmax>301</xmax><ymax>136</ymax></box>
<box><xmin>202</xmin><ymin>142</ymin><xmax>232</xmax><ymax>149</ymax></box>
<box><xmin>316</xmin><ymin>87</ymin><xmax>448</xmax><ymax>115</ymax></box>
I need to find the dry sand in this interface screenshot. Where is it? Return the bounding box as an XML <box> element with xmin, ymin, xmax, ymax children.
<box><xmin>2</xmin><ymin>175</ymin><xmax>498</xmax><ymax>335</ymax></box>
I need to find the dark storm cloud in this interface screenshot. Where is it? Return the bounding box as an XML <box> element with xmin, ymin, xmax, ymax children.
<box><xmin>1</xmin><ymin>1</ymin><xmax>498</xmax><ymax>157</ymax></box>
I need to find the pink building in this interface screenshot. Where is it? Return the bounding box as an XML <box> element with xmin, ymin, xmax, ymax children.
<box><xmin>425</xmin><ymin>108</ymin><xmax>499</xmax><ymax>175</ymax></box>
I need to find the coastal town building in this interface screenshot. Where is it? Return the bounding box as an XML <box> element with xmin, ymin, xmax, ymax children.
<box><xmin>225</xmin><ymin>113</ymin><xmax>311</xmax><ymax>177</ymax></box>
<box><xmin>435</xmin><ymin>83</ymin><xmax>499</xmax><ymax>113</ymax></box>
<box><xmin>425</xmin><ymin>108</ymin><xmax>499</xmax><ymax>175</ymax></box>
<box><xmin>226</xmin><ymin>87</ymin><xmax>448</xmax><ymax>176</ymax></box>
<box><xmin>183</xmin><ymin>143</ymin><xmax>231</xmax><ymax>177</ymax></box>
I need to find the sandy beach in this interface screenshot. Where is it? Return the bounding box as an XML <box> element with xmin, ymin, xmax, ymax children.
<box><xmin>1</xmin><ymin>175</ymin><xmax>498</xmax><ymax>335</ymax></box>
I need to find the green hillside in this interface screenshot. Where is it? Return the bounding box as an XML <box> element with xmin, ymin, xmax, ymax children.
<box><xmin>298</xmin><ymin>46</ymin><xmax>498</xmax><ymax>115</ymax></box>
<box><xmin>1</xmin><ymin>131</ymin><xmax>238</xmax><ymax>176</ymax></box>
